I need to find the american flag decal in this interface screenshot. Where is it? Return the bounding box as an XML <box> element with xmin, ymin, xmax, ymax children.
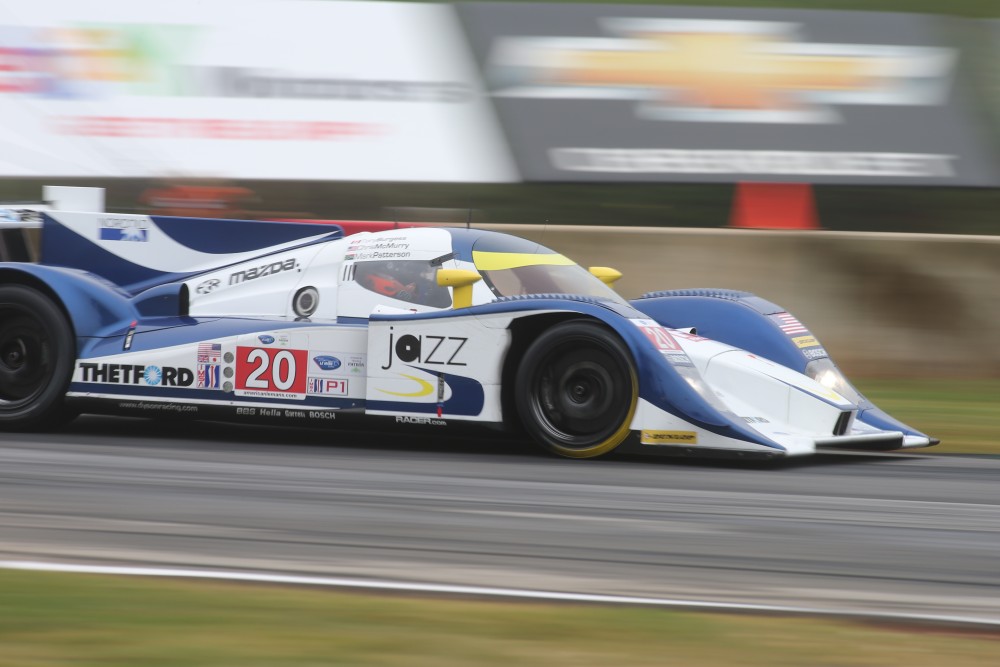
<box><xmin>197</xmin><ymin>342</ymin><xmax>222</xmax><ymax>363</ymax></box>
<box><xmin>773</xmin><ymin>312</ymin><xmax>809</xmax><ymax>335</ymax></box>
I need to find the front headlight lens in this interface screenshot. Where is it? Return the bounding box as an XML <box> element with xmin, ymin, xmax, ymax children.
<box><xmin>804</xmin><ymin>358</ymin><xmax>863</xmax><ymax>404</ymax></box>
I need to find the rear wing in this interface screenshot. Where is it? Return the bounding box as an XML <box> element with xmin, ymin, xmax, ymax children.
<box><xmin>1</xmin><ymin>187</ymin><xmax>105</xmax><ymax>262</ymax></box>
<box><xmin>0</xmin><ymin>206</ymin><xmax>46</xmax><ymax>262</ymax></box>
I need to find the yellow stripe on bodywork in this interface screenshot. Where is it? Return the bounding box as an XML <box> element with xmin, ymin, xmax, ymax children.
<box><xmin>472</xmin><ymin>251</ymin><xmax>576</xmax><ymax>271</ymax></box>
<box><xmin>377</xmin><ymin>374</ymin><xmax>434</xmax><ymax>398</ymax></box>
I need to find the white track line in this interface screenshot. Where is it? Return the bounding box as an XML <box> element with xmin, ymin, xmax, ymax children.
<box><xmin>3</xmin><ymin>560</ymin><xmax>998</xmax><ymax>628</ymax></box>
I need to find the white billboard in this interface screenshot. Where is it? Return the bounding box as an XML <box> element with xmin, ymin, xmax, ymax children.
<box><xmin>0</xmin><ymin>0</ymin><xmax>516</xmax><ymax>181</ymax></box>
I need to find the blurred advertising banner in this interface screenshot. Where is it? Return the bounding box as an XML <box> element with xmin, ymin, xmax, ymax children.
<box><xmin>0</xmin><ymin>0</ymin><xmax>516</xmax><ymax>181</ymax></box>
<box><xmin>458</xmin><ymin>3</ymin><xmax>1000</xmax><ymax>185</ymax></box>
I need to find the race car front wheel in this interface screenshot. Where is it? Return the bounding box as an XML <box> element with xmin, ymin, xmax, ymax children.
<box><xmin>0</xmin><ymin>285</ymin><xmax>76</xmax><ymax>430</ymax></box>
<box><xmin>516</xmin><ymin>320</ymin><xmax>638</xmax><ymax>458</ymax></box>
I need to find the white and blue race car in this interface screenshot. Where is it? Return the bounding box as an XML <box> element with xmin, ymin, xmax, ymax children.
<box><xmin>0</xmin><ymin>212</ymin><xmax>936</xmax><ymax>459</ymax></box>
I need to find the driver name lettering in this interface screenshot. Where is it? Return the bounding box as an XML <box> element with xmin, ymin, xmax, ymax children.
<box><xmin>350</xmin><ymin>236</ymin><xmax>408</xmax><ymax>247</ymax></box>
<box><xmin>380</xmin><ymin>328</ymin><xmax>468</xmax><ymax>370</ymax></box>
<box><xmin>353</xmin><ymin>241</ymin><xmax>409</xmax><ymax>250</ymax></box>
<box><xmin>347</xmin><ymin>250</ymin><xmax>411</xmax><ymax>260</ymax></box>
<box><xmin>346</xmin><ymin>238</ymin><xmax>411</xmax><ymax>261</ymax></box>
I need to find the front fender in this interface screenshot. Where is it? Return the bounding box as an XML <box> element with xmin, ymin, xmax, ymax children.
<box><xmin>631</xmin><ymin>289</ymin><xmax>818</xmax><ymax>372</ymax></box>
<box><xmin>632</xmin><ymin>289</ymin><xmax>933</xmax><ymax>443</ymax></box>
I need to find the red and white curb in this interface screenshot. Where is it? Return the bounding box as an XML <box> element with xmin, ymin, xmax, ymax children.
<box><xmin>2</xmin><ymin>560</ymin><xmax>998</xmax><ymax>628</ymax></box>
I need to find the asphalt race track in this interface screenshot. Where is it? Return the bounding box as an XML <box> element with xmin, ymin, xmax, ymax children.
<box><xmin>2</xmin><ymin>416</ymin><xmax>1000</xmax><ymax>621</ymax></box>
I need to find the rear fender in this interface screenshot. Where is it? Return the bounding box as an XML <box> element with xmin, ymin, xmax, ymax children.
<box><xmin>0</xmin><ymin>264</ymin><xmax>139</xmax><ymax>342</ymax></box>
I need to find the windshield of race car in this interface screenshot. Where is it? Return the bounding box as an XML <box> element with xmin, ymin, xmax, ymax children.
<box><xmin>471</xmin><ymin>236</ymin><xmax>627</xmax><ymax>304</ymax></box>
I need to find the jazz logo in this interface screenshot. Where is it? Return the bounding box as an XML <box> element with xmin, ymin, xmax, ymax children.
<box><xmin>380</xmin><ymin>328</ymin><xmax>468</xmax><ymax>370</ymax></box>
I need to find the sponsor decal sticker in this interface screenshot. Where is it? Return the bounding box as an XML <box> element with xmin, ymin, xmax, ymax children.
<box><xmin>742</xmin><ymin>416</ymin><xmax>771</xmax><ymax>424</ymax></box>
<box><xmin>99</xmin><ymin>217</ymin><xmax>149</xmax><ymax>242</ymax></box>
<box><xmin>380</xmin><ymin>327</ymin><xmax>468</xmax><ymax>370</ymax></box>
<box><xmin>313</xmin><ymin>351</ymin><xmax>365</xmax><ymax>375</ymax></box>
<box><xmin>198</xmin><ymin>364</ymin><xmax>221</xmax><ymax>389</ymax></box>
<box><xmin>196</xmin><ymin>278</ymin><xmax>221</xmax><ymax>294</ymax></box>
<box><xmin>346</xmin><ymin>356</ymin><xmax>366</xmax><ymax>374</ymax></box>
<box><xmin>78</xmin><ymin>362</ymin><xmax>193</xmax><ymax>387</ymax></box>
<box><xmin>229</xmin><ymin>258</ymin><xmax>299</xmax><ymax>285</ymax></box>
<box><xmin>313</xmin><ymin>355</ymin><xmax>342</xmax><ymax>371</ymax></box>
<box><xmin>235</xmin><ymin>347</ymin><xmax>308</xmax><ymax>399</ymax></box>
<box><xmin>396</xmin><ymin>415</ymin><xmax>447</xmax><ymax>426</ymax></box>
<box><xmin>258</xmin><ymin>335</ymin><xmax>276</xmax><ymax>345</ymax></box>
<box><xmin>665</xmin><ymin>353</ymin><xmax>694</xmax><ymax>367</ymax></box>
<box><xmin>116</xmin><ymin>401</ymin><xmax>198</xmax><ymax>414</ymax></box>
<box><xmin>803</xmin><ymin>347</ymin><xmax>829</xmax><ymax>360</ymax></box>
<box><xmin>641</xmin><ymin>430</ymin><xmax>698</xmax><ymax>445</ymax></box>
<box><xmin>234</xmin><ymin>407</ymin><xmax>337</xmax><ymax>420</ymax></box>
<box><xmin>307</xmin><ymin>377</ymin><xmax>349</xmax><ymax>396</ymax></box>
<box><xmin>792</xmin><ymin>335</ymin><xmax>819</xmax><ymax>349</ymax></box>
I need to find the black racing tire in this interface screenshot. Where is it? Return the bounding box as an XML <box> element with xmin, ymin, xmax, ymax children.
<box><xmin>515</xmin><ymin>320</ymin><xmax>638</xmax><ymax>459</ymax></box>
<box><xmin>0</xmin><ymin>285</ymin><xmax>77</xmax><ymax>431</ymax></box>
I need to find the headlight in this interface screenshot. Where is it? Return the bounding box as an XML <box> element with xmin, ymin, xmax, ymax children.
<box><xmin>804</xmin><ymin>358</ymin><xmax>862</xmax><ymax>404</ymax></box>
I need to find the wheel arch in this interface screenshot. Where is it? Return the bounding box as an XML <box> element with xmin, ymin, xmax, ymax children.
<box><xmin>501</xmin><ymin>312</ymin><xmax>636</xmax><ymax>436</ymax></box>
<box><xmin>0</xmin><ymin>265</ymin><xmax>138</xmax><ymax>344</ymax></box>
<box><xmin>0</xmin><ymin>278</ymin><xmax>81</xmax><ymax>429</ymax></box>
<box><xmin>0</xmin><ymin>268</ymin><xmax>78</xmax><ymax>340</ymax></box>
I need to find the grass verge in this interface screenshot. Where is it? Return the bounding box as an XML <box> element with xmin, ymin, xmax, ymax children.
<box><xmin>854</xmin><ymin>379</ymin><xmax>1000</xmax><ymax>456</ymax></box>
<box><xmin>2</xmin><ymin>570</ymin><xmax>999</xmax><ymax>667</ymax></box>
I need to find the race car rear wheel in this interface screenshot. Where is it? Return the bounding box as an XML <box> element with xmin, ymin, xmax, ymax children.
<box><xmin>0</xmin><ymin>285</ymin><xmax>76</xmax><ymax>430</ymax></box>
<box><xmin>516</xmin><ymin>320</ymin><xmax>638</xmax><ymax>458</ymax></box>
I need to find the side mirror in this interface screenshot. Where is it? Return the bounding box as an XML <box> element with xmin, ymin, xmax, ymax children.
<box><xmin>436</xmin><ymin>269</ymin><xmax>482</xmax><ymax>309</ymax></box>
<box><xmin>588</xmin><ymin>266</ymin><xmax>623</xmax><ymax>286</ymax></box>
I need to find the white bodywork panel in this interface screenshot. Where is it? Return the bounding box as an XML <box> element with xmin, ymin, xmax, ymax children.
<box><xmin>365</xmin><ymin>312</ymin><xmax>511</xmax><ymax>422</ymax></box>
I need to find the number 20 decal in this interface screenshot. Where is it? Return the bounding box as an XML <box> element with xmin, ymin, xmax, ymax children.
<box><xmin>236</xmin><ymin>347</ymin><xmax>308</xmax><ymax>394</ymax></box>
